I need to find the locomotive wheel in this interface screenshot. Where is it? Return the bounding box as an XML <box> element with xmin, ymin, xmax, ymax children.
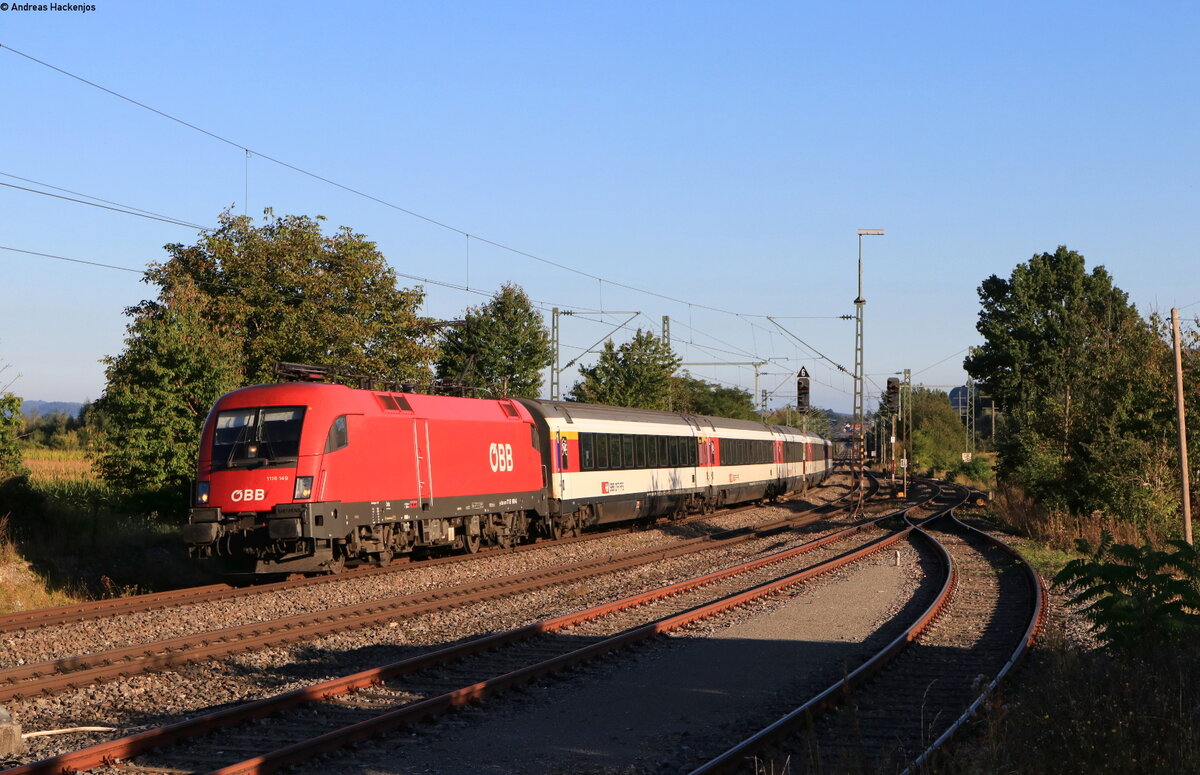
<box><xmin>460</xmin><ymin>515</ymin><xmax>483</xmax><ymax>554</ymax></box>
<box><xmin>461</xmin><ymin>530</ymin><xmax>481</xmax><ymax>554</ymax></box>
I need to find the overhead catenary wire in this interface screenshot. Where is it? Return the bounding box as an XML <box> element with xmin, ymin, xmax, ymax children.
<box><xmin>912</xmin><ymin>347</ymin><xmax>971</xmax><ymax>377</ymax></box>
<box><xmin>1</xmin><ymin>43</ymin><xmax>841</xmax><ymax>324</ymax></box>
<box><xmin>0</xmin><ymin>171</ymin><xmax>837</xmax><ymax>396</ymax></box>
<box><xmin>0</xmin><ymin>245</ymin><xmax>147</xmax><ymax>276</ymax></box>
<box><xmin>0</xmin><ymin>180</ymin><xmax>208</xmax><ymax>231</ymax></box>
<box><xmin>765</xmin><ymin>316</ymin><xmax>851</xmax><ymax>376</ymax></box>
<box><xmin>2</xmin><ymin>43</ymin><xmax>919</xmax><ymax>409</ymax></box>
<box><xmin>0</xmin><ymin>244</ymin><xmax>603</xmax><ymax>318</ymax></box>
<box><xmin>0</xmin><ymin>172</ymin><xmax>210</xmax><ymax>229</ymax></box>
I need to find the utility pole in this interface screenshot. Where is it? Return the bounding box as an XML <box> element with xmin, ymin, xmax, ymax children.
<box><xmin>890</xmin><ymin>412</ymin><xmax>897</xmax><ymax>481</ymax></box>
<box><xmin>853</xmin><ymin>229</ymin><xmax>885</xmax><ymax>511</ymax></box>
<box><xmin>550</xmin><ymin>307</ymin><xmax>561</xmax><ymax>401</ymax></box>
<box><xmin>550</xmin><ymin>309</ymin><xmax>640</xmax><ymax>402</ymax></box>
<box><xmin>966</xmin><ymin>377</ymin><xmax>976</xmax><ymax>460</ymax></box>
<box><xmin>901</xmin><ymin>367</ymin><xmax>911</xmax><ymax>498</ymax></box>
<box><xmin>1172</xmin><ymin>308</ymin><xmax>1193</xmax><ymax>545</ymax></box>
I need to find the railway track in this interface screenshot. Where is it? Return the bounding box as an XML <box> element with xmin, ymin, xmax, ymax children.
<box><xmin>0</xmin><ymin>480</ymin><xmax>850</xmax><ymax>638</ymax></box>
<box><xmin>3</xmin><ymin>474</ymin><xmax>929</xmax><ymax>775</ymax></box>
<box><xmin>0</xmin><ymin>476</ymin><xmax>892</xmax><ymax>704</ymax></box>
<box><xmin>688</xmin><ymin>482</ymin><xmax>1044</xmax><ymax>775</ymax></box>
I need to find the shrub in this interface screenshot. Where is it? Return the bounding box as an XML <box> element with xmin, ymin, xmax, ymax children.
<box><xmin>1054</xmin><ymin>530</ymin><xmax>1200</xmax><ymax>651</ymax></box>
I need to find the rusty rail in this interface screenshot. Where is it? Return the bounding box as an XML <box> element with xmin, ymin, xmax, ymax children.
<box><xmin>685</xmin><ymin>482</ymin><xmax>967</xmax><ymax>775</ymax></box>
<box><xmin>4</xmin><ymin>481</ymin><xmax>903</xmax><ymax>775</ymax></box>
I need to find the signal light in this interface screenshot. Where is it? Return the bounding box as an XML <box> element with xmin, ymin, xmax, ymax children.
<box><xmin>886</xmin><ymin>377</ymin><xmax>900</xmax><ymax>412</ymax></box>
<box><xmin>796</xmin><ymin>370</ymin><xmax>811</xmax><ymax>411</ymax></box>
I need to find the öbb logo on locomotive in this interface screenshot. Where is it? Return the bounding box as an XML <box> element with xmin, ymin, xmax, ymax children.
<box><xmin>489</xmin><ymin>442</ymin><xmax>515</xmax><ymax>472</ymax></box>
<box><xmin>182</xmin><ymin>370</ymin><xmax>832</xmax><ymax>577</ymax></box>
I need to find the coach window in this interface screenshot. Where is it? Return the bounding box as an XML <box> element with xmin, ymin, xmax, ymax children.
<box><xmin>581</xmin><ymin>434</ymin><xmax>594</xmax><ymax>470</ymax></box>
<box><xmin>647</xmin><ymin>436</ymin><xmax>658</xmax><ymax>468</ymax></box>
<box><xmin>609</xmin><ymin>435</ymin><xmax>623</xmax><ymax>469</ymax></box>
<box><xmin>621</xmin><ymin>435</ymin><xmax>634</xmax><ymax>469</ymax></box>
<box><xmin>595</xmin><ymin>434</ymin><xmax>609</xmax><ymax>469</ymax></box>
<box><xmin>324</xmin><ymin>415</ymin><xmax>349</xmax><ymax>453</ymax></box>
<box><xmin>636</xmin><ymin>436</ymin><xmax>647</xmax><ymax>468</ymax></box>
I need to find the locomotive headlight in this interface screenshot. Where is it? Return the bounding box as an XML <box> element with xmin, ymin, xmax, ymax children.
<box><xmin>196</xmin><ymin>481</ymin><xmax>210</xmax><ymax>505</ymax></box>
<box><xmin>294</xmin><ymin>476</ymin><xmax>314</xmax><ymax>500</ymax></box>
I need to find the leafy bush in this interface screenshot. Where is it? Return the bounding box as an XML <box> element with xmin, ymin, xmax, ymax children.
<box><xmin>957</xmin><ymin>456</ymin><xmax>994</xmax><ymax>485</ymax></box>
<box><xmin>1055</xmin><ymin>530</ymin><xmax>1200</xmax><ymax>651</ymax></box>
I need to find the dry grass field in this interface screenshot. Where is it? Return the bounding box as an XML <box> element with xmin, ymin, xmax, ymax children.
<box><xmin>21</xmin><ymin>448</ymin><xmax>95</xmax><ymax>485</ymax></box>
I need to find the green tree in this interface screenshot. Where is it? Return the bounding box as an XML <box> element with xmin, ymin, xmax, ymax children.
<box><xmin>568</xmin><ymin>330</ymin><xmax>680</xmax><ymax>410</ymax></box>
<box><xmin>765</xmin><ymin>405</ymin><xmax>834</xmax><ymax>436</ymax></box>
<box><xmin>907</xmin><ymin>387</ymin><xmax>971</xmax><ymax>475</ymax></box>
<box><xmin>671</xmin><ymin>374</ymin><xmax>759</xmax><ymax>420</ymax></box>
<box><xmin>146</xmin><ymin>210</ymin><xmax>435</xmax><ymax>384</ymax></box>
<box><xmin>964</xmin><ymin>246</ymin><xmax>1169</xmax><ymax>523</ymax></box>
<box><xmin>0</xmin><ymin>393</ymin><xmax>25</xmax><ymax>480</ymax></box>
<box><xmin>435</xmin><ymin>284</ymin><xmax>551</xmax><ymax>398</ymax></box>
<box><xmin>95</xmin><ymin>280</ymin><xmax>244</xmax><ymax>512</ymax></box>
<box><xmin>95</xmin><ymin>211</ymin><xmax>437</xmax><ymax>515</ymax></box>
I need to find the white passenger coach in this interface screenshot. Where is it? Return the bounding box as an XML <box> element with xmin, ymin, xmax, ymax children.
<box><xmin>517</xmin><ymin>399</ymin><xmax>832</xmax><ymax>533</ymax></box>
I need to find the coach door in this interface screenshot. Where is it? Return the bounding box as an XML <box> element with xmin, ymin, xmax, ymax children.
<box><xmin>554</xmin><ymin>431</ymin><xmax>567</xmax><ymax>497</ymax></box>
<box><xmin>413</xmin><ymin>419</ymin><xmax>433</xmax><ymax>511</ymax></box>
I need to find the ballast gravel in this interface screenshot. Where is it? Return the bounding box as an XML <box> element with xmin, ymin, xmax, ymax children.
<box><xmin>3</xmin><ymin>479</ymin><xmax>870</xmax><ymax>767</ymax></box>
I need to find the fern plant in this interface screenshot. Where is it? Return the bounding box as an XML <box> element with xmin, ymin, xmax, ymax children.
<box><xmin>1054</xmin><ymin>529</ymin><xmax>1200</xmax><ymax>651</ymax></box>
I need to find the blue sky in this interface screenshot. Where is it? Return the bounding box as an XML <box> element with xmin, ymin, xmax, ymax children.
<box><xmin>2</xmin><ymin>1</ymin><xmax>1197</xmax><ymax>412</ymax></box>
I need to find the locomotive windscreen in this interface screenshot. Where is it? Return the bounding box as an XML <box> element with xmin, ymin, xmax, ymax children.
<box><xmin>211</xmin><ymin>406</ymin><xmax>306</xmax><ymax>469</ymax></box>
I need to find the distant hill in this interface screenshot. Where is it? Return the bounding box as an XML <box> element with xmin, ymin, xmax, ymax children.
<box><xmin>20</xmin><ymin>400</ymin><xmax>85</xmax><ymax>419</ymax></box>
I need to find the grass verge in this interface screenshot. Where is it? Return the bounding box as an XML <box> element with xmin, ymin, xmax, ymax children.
<box><xmin>0</xmin><ymin>452</ymin><xmax>210</xmax><ymax>613</ymax></box>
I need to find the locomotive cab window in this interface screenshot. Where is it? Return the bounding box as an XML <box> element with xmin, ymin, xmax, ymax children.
<box><xmin>324</xmin><ymin>415</ymin><xmax>349</xmax><ymax>453</ymax></box>
<box><xmin>212</xmin><ymin>406</ymin><xmax>306</xmax><ymax>469</ymax></box>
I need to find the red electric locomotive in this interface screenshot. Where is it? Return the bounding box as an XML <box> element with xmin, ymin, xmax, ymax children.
<box><xmin>182</xmin><ymin>379</ymin><xmax>547</xmax><ymax>574</ymax></box>
<box><xmin>183</xmin><ymin>366</ymin><xmax>833</xmax><ymax>577</ymax></box>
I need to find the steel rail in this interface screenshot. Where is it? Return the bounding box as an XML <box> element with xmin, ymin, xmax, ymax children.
<box><xmin>211</xmin><ymin>519</ymin><xmax>919</xmax><ymax>774</ymax></box>
<box><xmin>684</xmin><ymin>484</ymin><xmax>968</xmax><ymax>775</ymax></box>
<box><xmin>4</xmin><ymin>492</ymin><xmax>909</xmax><ymax>775</ymax></box>
<box><xmin>900</xmin><ymin>510</ymin><xmax>1047</xmax><ymax>773</ymax></box>
<box><xmin>0</xmin><ymin>477</ymin><xmax>859</xmax><ymax>636</ymax></box>
<box><xmin>0</xmin><ymin>480</ymin><xmax>872</xmax><ymax>702</ymax></box>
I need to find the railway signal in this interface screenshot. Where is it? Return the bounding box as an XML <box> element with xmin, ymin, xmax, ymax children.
<box><xmin>886</xmin><ymin>377</ymin><xmax>900</xmax><ymax>412</ymax></box>
<box><xmin>796</xmin><ymin>368</ymin><xmax>810</xmax><ymax>411</ymax></box>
